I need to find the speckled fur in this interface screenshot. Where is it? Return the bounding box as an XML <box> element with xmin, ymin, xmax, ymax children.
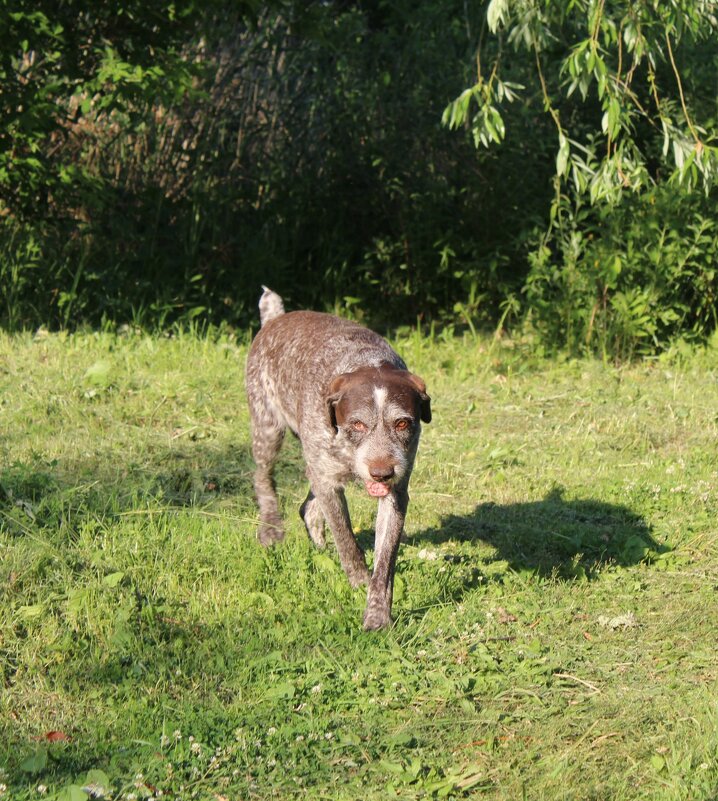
<box><xmin>245</xmin><ymin>288</ymin><xmax>431</xmax><ymax>630</ymax></box>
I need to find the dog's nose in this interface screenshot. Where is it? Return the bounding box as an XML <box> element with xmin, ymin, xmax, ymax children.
<box><xmin>369</xmin><ymin>464</ymin><xmax>395</xmax><ymax>482</ymax></box>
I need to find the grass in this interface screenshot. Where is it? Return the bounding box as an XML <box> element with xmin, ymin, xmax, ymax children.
<box><xmin>1</xmin><ymin>325</ymin><xmax>718</xmax><ymax>800</ymax></box>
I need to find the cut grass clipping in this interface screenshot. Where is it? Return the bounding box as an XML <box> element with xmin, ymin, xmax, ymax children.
<box><xmin>1</xmin><ymin>328</ymin><xmax>718</xmax><ymax>800</ymax></box>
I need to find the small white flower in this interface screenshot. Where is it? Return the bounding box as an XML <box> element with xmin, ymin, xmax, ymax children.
<box><xmin>324</xmin><ymin>732</ymin><xmax>334</xmax><ymax>740</ymax></box>
<box><xmin>173</xmin><ymin>730</ymin><xmax>182</xmax><ymax>740</ymax></box>
<box><xmin>267</xmin><ymin>726</ymin><xmax>277</xmax><ymax>736</ymax></box>
<box><xmin>311</xmin><ymin>683</ymin><xmax>322</xmax><ymax>694</ymax></box>
<box><xmin>191</xmin><ymin>741</ymin><xmax>202</xmax><ymax>755</ymax></box>
<box><xmin>37</xmin><ymin>786</ymin><xmax>48</xmax><ymax>796</ymax></box>
<box><xmin>295</xmin><ymin>735</ymin><xmax>305</xmax><ymax>742</ymax></box>
<box><xmin>267</xmin><ymin>758</ymin><xmax>277</xmax><ymax>767</ymax></box>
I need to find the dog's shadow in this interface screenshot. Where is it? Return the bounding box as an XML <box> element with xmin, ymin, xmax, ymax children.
<box><xmin>404</xmin><ymin>487</ymin><xmax>665</xmax><ymax>583</ymax></box>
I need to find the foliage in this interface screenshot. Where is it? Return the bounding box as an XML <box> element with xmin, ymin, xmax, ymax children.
<box><xmin>0</xmin><ymin>1</ymin><xmax>552</xmax><ymax>331</ymax></box>
<box><xmin>0</xmin><ymin>0</ymin><xmax>221</xmax><ymax>329</ymax></box>
<box><xmin>1</xmin><ymin>1</ymin><xmax>717</xmax><ymax>358</ymax></box>
<box><xmin>2</xmin><ymin>329</ymin><xmax>718</xmax><ymax>799</ymax></box>
<box><xmin>445</xmin><ymin>0</ymin><xmax>718</xmax><ymax>196</ymax></box>
<box><xmin>445</xmin><ymin>0</ymin><xmax>718</xmax><ymax>355</ymax></box>
<box><xmin>0</xmin><ymin>0</ymin><xmax>208</xmax><ymax>216</ymax></box>
<box><xmin>524</xmin><ymin>185</ymin><xmax>718</xmax><ymax>357</ymax></box>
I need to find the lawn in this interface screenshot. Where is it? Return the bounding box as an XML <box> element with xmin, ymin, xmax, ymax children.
<box><xmin>1</xmin><ymin>327</ymin><xmax>717</xmax><ymax>800</ymax></box>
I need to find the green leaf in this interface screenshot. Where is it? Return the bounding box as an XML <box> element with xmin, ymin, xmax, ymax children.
<box><xmin>20</xmin><ymin>746</ymin><xmax>48</xmax><ymax>774</ymax></box>
<box><xmin>651</xmin><ymin>754</ymin><xmax>666</xmax><ymax>772</ymax></box>
<box><xmin>84</xmin><ymin>769</ymin><xmax>110</xmax><ymax>786</ymax></box>
<box><xmin>82</xmin><ymin>768</ymin><xmax>111</xmax><ymax>797</ymax></box>
<box><xmin>83</xmin><ymin>360</ymin><xmax>113</xmax><ymax>388</ymax></box>
<box><xmin>245</xmin><ymin>591</ymin><xmax>275</xmax><ymax>607</ymax></box>
<box><xmin>102</xmin><ymin>571</ymin><xmax>125</xmax><ymax>588</ymax></box>
<box><xmin>487</xmin><ymin>0</ymin><xmax>509</xmax><ymax>33</ymax></box>
<box><xmin>379</xmin><ymin>759</ymin><xmax>406</xmax><ymax>775</ymax></box>
<box><xmin>18</xmin><ymin>604</ymin><xmax>45</xmax><ymax>621</ymax></box>
<box><xmin>314</xmin><ymin>553</ymin><xmax>340</xmax><ymax>574</ymax></box>
<box><xmin>57</xmin><ymin>785</ymin><xmax>90</xmax><ymax>801</ymax></box>
<box><xmin>264</xmin><ymin>681</ymin><xmax>295</xmax><ymax>700</ymax></box>
<box><xmin>556</xmin><ymin>133</ymin><xmax>570</xmax><ymax>177</ymax></box>
<box><xmin>388</xmin><ymin>731</ymin><xmax>416</xmax><ymax>748</ymax></box>
<box><xmin>393</xmin><ymin>572</ymin><xmax>406</xmax><ymax>602</ymax></box>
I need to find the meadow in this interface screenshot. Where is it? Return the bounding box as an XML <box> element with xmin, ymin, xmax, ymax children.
<box><xmin>1</xmin><ymin>327</ymin><xmax>717</xmax><ymax>800</ymax></box>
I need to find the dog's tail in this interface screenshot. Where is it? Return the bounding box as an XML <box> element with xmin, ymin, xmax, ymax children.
<box><xmin>258</xmin><ymin>286</ymin><xmax>285</xmax><ymax>326</ymax></box>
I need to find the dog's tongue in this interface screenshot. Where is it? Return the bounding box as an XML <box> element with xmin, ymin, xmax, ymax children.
<box><xmin>365</xmin><ymin>480</ymin><xmax>391</xmax><ymax>498</ymax></box>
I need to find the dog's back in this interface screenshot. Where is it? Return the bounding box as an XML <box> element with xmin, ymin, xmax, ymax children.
<box><xmin>248</xmin><ymin>299</ymin><xmax>404</xmax><ymax>437</ymax></box>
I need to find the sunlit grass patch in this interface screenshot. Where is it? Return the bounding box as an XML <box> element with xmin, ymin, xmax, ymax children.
<box><xmin>1</xmin><ymin>329</ymin><xmax>718</xmax><ymax>800</ymax></box>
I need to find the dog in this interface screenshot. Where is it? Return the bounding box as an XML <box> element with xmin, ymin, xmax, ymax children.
<box><xmin>245</xmin><ymin>287</ymin><xmax>431</xmax><ymax>630</ymax></box>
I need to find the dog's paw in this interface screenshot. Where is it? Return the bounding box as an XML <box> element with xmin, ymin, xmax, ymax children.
<box><xmin>306</xmin><ymin>527</ymin><xmax>326</xmax><ymax>549</ymax></box>
<box><xmin>362</xmin><ymin>606</ymin><xmax>392</xmax><ymax>631</ymax></box>
<box><xmin>258</xmin><ymin>516</ymin><xmax>285</xmax><ymax>546</ymax></box>
<box><xmin>348</xmin><ymin>566</ymin><xmax>370</xmax><ymax>588</ymax></box>
<box><xmin>299</xmin><ymin>498</ymin><xmax>326</xmax><ymax>549</ymax></box>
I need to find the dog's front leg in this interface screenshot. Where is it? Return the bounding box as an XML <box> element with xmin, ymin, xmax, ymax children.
<box><xmin>363</xmin><ymin>487</ymin><xmax>408</xmax><ymax>630</ymax></box>
<box><xmin>312</xmin><ymin>483</ymin><xmax>370</xmax><ymax>588</ymax></box>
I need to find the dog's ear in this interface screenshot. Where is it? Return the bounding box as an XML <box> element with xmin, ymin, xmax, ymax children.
<box><xmin>406</xmin><ymin>373</ymin><xmax>432</xmax><ymax>424</ymax></box>
<box><xmin>325</xmin><ymin>373</ymin><xmax>351</xmax><ymax>431</ymax></box>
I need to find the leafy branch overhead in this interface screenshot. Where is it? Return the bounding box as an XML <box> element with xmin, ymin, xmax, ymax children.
<box><xmin>444</xmin><ymin>0</ymin><xmax>718</xmax><ymax>201</ymax></box>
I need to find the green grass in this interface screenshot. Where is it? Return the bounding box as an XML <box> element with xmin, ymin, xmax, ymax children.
<box><xmin>1</xmin><ymin>327</ymin><xmax>718</xmax><ymax>800</ymax></box>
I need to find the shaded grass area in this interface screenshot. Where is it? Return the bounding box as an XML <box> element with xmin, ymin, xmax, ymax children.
<box><xmin>1</xmin><ymin>329</ymin><xmax>718</xmax><ymax>800</ymax></box>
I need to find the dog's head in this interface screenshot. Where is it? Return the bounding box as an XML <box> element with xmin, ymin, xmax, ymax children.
<box><xmin>326</xmin><ymin>363</ymin><xmax>431</xmax><ymax>497</ymax></box>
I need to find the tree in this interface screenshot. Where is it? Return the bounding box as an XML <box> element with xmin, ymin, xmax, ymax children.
<box><xmin>443</xmin><ymin>0</ymin><xmax>718</xmax><ymax>356</ymax></box>
<box><xmin>444</xmin><ymin>0</ymin><xmax>718</xmax><ymax>201</ymax></box>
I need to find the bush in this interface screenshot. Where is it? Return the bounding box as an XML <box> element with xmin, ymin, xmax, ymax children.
<box><xmin>523</xmin><ymin>187</ymin><xmax>718</xmax><ymax>358</ymax></box>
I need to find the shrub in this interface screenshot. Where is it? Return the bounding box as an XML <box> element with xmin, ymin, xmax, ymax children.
<box><xmin>523</xmin><ymin>187</ymin><xmax>718</xmax><ymax>358</ymax></box>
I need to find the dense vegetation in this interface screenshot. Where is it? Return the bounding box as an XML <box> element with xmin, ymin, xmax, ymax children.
<box><xmin>1</xmin><ymin>1</ymin><xmax>717</xmax><ymax>356</ymax></box>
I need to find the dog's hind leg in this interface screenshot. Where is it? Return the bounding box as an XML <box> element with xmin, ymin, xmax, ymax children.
<box><xmin>248</xmin><ymin>399</ymin><xmax>286</xmax><ymax>546</ymax></box>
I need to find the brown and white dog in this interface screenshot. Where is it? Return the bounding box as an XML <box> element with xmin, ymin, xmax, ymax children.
<box><xmin>245</xmin><ymin>288</ymin><xmax>431</xmax><ymax>629</ymax></box>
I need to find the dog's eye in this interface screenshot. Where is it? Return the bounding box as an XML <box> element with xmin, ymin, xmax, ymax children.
<box><xmin>351</xmin><ymin>420</ymin><xmax>368</xmax><ymax>432</ymax></box>
<box><xmin>395</xmin><ymin>419</ymin><xmax>411</xmax><ymax>432</ymax></box>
